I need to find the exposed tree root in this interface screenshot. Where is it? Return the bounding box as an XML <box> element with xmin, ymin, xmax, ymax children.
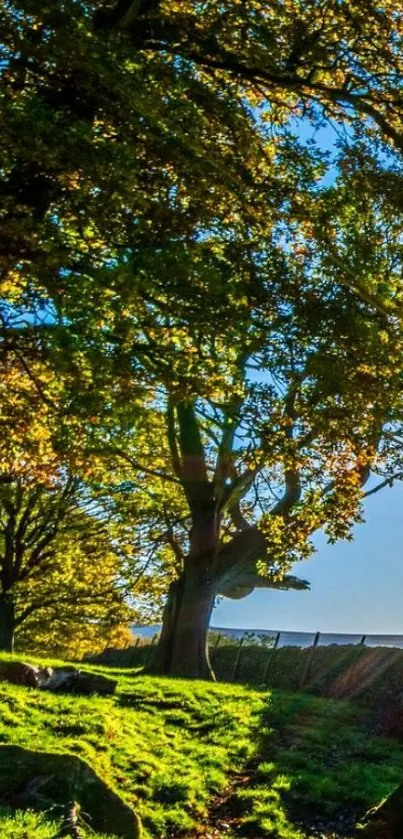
<box><xmin>63</xmin><ymin>802</ymin><xmax>83</xmax><ymax>839</ymax></box>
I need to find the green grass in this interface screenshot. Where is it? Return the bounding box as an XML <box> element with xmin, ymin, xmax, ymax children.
<box><xmin>233</xmin><ymin>692</ymin><xmax>403</xmax><ymax>837</ymax></box>
<box><xmin>0</xmin><ymin>806</ymin><xmax>117</xmax><ymax>838</ymax></box>
<box><xmin>0</xmin><ymin>655</ymin><xmax>264</xmax><ymax>838</ymax></box>
<box><xmin>0</xmin><ymin>653</ymin><xmax>402</xmax><ymax>838</ymax></box>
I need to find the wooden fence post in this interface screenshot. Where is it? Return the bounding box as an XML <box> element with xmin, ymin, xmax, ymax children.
<box><xmin>103</xmin><ymin>647</ymin><xmax>114</xmax><ymax>665</ymax></box>
<box><xmin>129</xmin><ymin>637</ymin><xmax>140</xmax><ymax>666</ymax></box>
<box><xmin>210</xmin><ymin>634</ymin><xmax>221</xmax><ymax>665</ymax></box>
<box><xmin>263</xmin><ymin>631</ymin><xmax>281</xmax><ymax>685</ymax></box>
<box><xmin>299</xmin><ymin>631</ymin><xmax>320</xmax><ymax>691</ymax></box>
<box><xmin>146</xmin><ymin>635</ymin><xmax>157</xmax><ymax>665</ymax></box>
<box><xmin>95</xmin><ymin>627</ymin><xmax>372</xmax><ymax>676</ymax></box>
<box><xmin>232</xmin><ymin>637</ymin><xmax>244</xmax><ymax>681</ymax></box>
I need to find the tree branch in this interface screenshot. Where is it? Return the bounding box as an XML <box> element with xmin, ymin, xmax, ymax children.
<box><xmin>88</xmin><ymin>446</ymin><xmax>180</xmax><ymax>484</ymax></box>
<box><xmin>94</xmin><ymin>0</ymin><xmax>162</xmax><ymax>30</ymax></box>
<box><xmin>176</xmin><ymin>400</ymin><xmax>209</xmax><ymax>485</ymax></box>
<box><xmin>218</xmin><ymin>571</ymin><xmax>310</xmax><ymax>599</ymax></box>
<box><xmin>269</xmin><ymin>381</ymin><xmax>302</xmax><ymax>517</ymax></box>
<box><xmin>363</xmin><ymin>475</ymin><xmax>402</xmax><ymax>498</ymax></box>
<box><xmin>214</xmin><ymin>525</ymin><xmax>268</xmax><ymax>579</ymax></box>
<box><xmin>166</xmin><ymin>397</ymin><xmax>183</xmax><ymax>480</ymax></box>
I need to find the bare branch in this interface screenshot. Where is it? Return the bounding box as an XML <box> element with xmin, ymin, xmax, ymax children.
<box><xmin>363</xmin><ymin>475</ymin><xmax>402</xmax><ymax>498</ymax></box>
<box><xmin>218</xmin><ymin>571</ymin><xmax>310</xmax><ymax>599</ymax></box>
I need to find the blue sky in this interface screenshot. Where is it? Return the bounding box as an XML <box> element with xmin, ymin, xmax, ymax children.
<box><xmin>214</xmin><ymin>482</ymin><xmax>403</xmax><ymax>635</ymax></box>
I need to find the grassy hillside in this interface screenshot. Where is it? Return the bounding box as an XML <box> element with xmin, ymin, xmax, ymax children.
<box><xmin>0</xmin><ymin>655</ymin><xmax>402</xmax><ymax>838</ymax></box>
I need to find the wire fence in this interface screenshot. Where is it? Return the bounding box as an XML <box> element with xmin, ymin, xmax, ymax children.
<box><xmin>91</xmin><ymin>627</ymin><xmax>403</xmax><ymax>700</ymax></box>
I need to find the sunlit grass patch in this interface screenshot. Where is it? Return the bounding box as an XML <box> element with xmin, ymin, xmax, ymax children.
<box><xmin>0</xmin><ymin>655</ymin><xmax>265</xmax><ymax>838</ymax></box>
<box><xmin>0</xmin><ymin>655</ymin><xmax>403</xmax><ymax>838</ymax></box>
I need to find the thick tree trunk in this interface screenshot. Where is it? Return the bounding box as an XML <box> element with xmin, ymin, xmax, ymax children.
<box><xmin>0</xmin><ymin>595</ymin><xmax>15</xmax><ymax>652</ymax></box>
<box><xmin>152</xmin><ymin>565</ymin><xmax>216</xmax><ymax>680</ymax></box>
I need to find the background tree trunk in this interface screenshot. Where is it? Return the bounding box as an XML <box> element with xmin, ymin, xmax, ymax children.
<box><xmin>0</xmin><ymin>595</ymin><xmax>15</xmax><ymax>652</ymax></box>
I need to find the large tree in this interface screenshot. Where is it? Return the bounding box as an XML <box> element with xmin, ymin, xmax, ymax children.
<box><xmin>2</xmin><ymin>0</ymin><xmax>403</xmax><ymax>679</ymax></box>
<box><xmin>86</xmin><ymin>145</ymin><xmax>403</xmax><ymax>678</ymax></box>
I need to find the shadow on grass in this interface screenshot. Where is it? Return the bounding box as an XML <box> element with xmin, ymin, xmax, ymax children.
<box><xmin>44</xmin><ymin>666</ymin><xmax>403</xmax><ymax>839</ymax></box>
<box><xmin>220</xmin><ymin>691</ymin><xmax>403</xmax><ymax>839</ymax></box>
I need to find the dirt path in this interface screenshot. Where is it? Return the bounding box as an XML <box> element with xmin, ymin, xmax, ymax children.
<box><xmin>178</xmin><ymin>766</ymin><xmax>255</xmax><ymax>838</ymax></box>
<box><xmin>171</xmin><ymin>763</ymin><xmax>357</xmax><ymax>839</ymax></box>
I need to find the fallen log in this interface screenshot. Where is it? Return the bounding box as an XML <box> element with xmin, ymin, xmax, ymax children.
<box><xmin>0</xmin><ymin>744</ymin><xmax>142</xmax><ymax>839</ymax></box>
<box><xmin>0</xmin><ymin>661</ymin><xmax>117</xmax><ymax>694</ymax></box>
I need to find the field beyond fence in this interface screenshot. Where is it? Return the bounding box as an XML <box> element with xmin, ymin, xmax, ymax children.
<box><xmin>90</xmin><ymin>630</ymin><xmax>403</xmax><ymax>708</ymax></box>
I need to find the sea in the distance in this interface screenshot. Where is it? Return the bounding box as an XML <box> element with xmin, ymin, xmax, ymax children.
<box><xmin>132</xmin><ymin>625</ymin><xmax>403</xmax><ymax>649</ymax></box>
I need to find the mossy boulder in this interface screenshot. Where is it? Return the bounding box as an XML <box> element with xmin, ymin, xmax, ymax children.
<box><xmin>0</xmin><ymin>744</ymin><xmax>141</xmax><ymax>838</ymax></box>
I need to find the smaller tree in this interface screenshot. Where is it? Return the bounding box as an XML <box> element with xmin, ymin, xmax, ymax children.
<box><xmin>16</xmin><ymin>535</ymin><xmax>135</xmax><ymax>659</ymax></box>
<box><xmin>0</xmin><ymin>474</ymin><xmax>138</xmax><ymax>653</ymax></box>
